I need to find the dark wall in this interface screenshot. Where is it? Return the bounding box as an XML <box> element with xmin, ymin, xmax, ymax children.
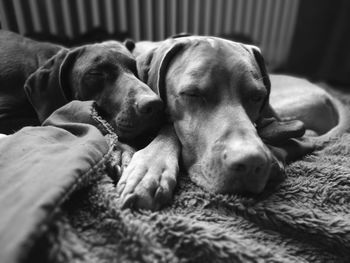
<box><xmin>286</xmin><ymin>0</ymin><xmax>350</xmax><ymax>85</ymax></box>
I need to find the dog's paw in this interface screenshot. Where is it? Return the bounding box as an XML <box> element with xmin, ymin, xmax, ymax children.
<box><xmin>106</xmin><ymin>141</ymin><xmax>136</xmax><ymax>182</ymax></box>
<box><xmin>116</xmin><ymin>146</ymin><xmax>179</xmax><ymax>211</ymax></box>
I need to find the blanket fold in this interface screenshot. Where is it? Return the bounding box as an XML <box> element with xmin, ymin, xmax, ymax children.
<box><xmin>0</xmin><ymin>101</ymin><xmax>113</xmax><ymax>263</ymax></box>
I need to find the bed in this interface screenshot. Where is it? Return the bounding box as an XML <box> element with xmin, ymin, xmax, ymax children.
<box><xmin>0</xmin><ymin>85</ymin><xmax>348</xmax><ymax>263</ymax></box>
<box><xmin>1</xmin><ymin>1</ymin><xmax>350</xmax><ymax>262</ymax></box>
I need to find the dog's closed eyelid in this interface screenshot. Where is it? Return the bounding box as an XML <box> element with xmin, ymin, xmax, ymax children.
<box><xmin>86</xmin><ymin>66</ymin><xmax>120</xmax><ymax>80</ymax></box>
<box><xmin>179</xmin><ymin>88</ymin><xmax>202</xmax><ymax>98</ymax></box>
<box><xmin>247</xmin><ymin>89</ymin><xmax>267</xmax><ymax>103</ymax></box>
<box><xmin>86</xmin><ymin>70</ymin><xmax>104</xmax><ymax>76</ymax></box>
<box><xmin>250</xmin><ymin>93</ymin><xmax>264</xmax><ymax>103</ymax></box>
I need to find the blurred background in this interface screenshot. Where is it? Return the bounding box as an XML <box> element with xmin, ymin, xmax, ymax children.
<box><xmin>0</xmin><ymin>0</ymin><xmax>349</xmax><ymax>86</ymax></box>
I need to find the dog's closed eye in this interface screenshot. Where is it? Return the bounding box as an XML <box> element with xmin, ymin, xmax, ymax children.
<box><xmin>179</xmin><ymin>87</ymin><xmax>206</xmax><ymax>103</ymax></box>
<box><xmin>246</xmin><ymin>88</ymin><xmax>267</xmax><ymax>104</ymax></box>
<box><xmin>179</xmin><ymin>84</ymin><xmax>201</xmax><ymax>96</ymax></box>
<box><xmin>82</xmin><ymin>70</ymin><xmax>107</xmax><ymax>95</ymax></box>
<box><xmin>87</xmin><ymin>70</ymin><xmax>104</xmax><ymax>75</ymax></box>
<box><xmin>180</xmin><ymin>90</ymin><xmax>201</xmax><ymax>98</ymax></box>
<box><xmin>86</xmin><ymin>70</ymin><xmax>105</xmax><ymax>78</ymax></box>
<box><xmin>250</xmin><ymin>93</ymin><xmax>264</xmax><ymax>103</ymax></box>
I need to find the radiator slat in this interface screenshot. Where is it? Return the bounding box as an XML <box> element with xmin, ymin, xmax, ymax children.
<box><xmin>243</xmin><ymin>0</ymin><xmax>253</xmax><ymax>35</ymax></box>
<box><xmin>105</xmin><ymin>0</ymin><xmax>114</xmax><ymax>34</ymax></box>
<box><xmin>91</xmin><ymin>0</ymin><xmax>100</xmax><ymax>28</ymax></box>
<box><xmin>169</xmin><ymin>0</ymin><xmax>177</xmax><ymax>36</ymax></box>
<box><xmin>144</xmin><ymin>0</ymin><xmax>153</xmax><ymax>40</ymax></box>
<box><xmin>76</xmin><ymin>0</ymin><xmax>87</xmax><ymax>33</ymax></box>
<box><xmin>13</xmin><ymin>0</ymin><xmax>27</xmax><ymax>35</ymax></box>
<box><xmin>214</xmin><ymin>0</ymin><xmax>224</xmax><ymax>35</ymax></box>
<box><xmin>129</xmin><ymin>0</ymin><xmax>140</xmax><ymax>41</ymax></box>
<box><xmin>158</xmin><ymin>0</ymin><xmax>165</xmax><ymax>40</ymax></box>
<box><xmin>235</xmin><ymin>0</ymin><xmax>244</xmax><ymax>33</ymax></box>
<box><xmin>224</xmin><ymin>0</ymin><xmax>234</xmax><ymax>34</ymax></box>
<box><xmin>61</xmin><ymin>0</ymin><xmax>73</xmax><ymax>38</ymax></box>
<box><xmin>0</xmin><ymin>0</ymin><xmax>10</xmax><ymax>30</ymax></box>
<box><xmin>45</xmin><ymin>0</ymin><xmax>58</xmax><ymax>34</ymax></box>
<box><xmin>252</xmin><ymin>0</ymin><xmax>263</xmax><ymax>43</ymax></box>
<box><xmin>203</xmin><ymin>0</ymin><xmax>211</xmax><ymax>35</ymax></box>
<box><xmin>28</xmin><ymin>0</ymin><xmax>42</xmax><ymax>32</ymax></box>
<box><xmin>181</xmin><ymin>0</ymin><xmax>189</xmax><ymax>33</ymax></box>
<box><xmin>116</xmin><ymin>0</ymin><xmax>127</xmax><ymax>32</ymax></box>
<box><xmin>193</xmin><ymin>0</ymin><xmax>200</xmax><ymax>35</ymax></box>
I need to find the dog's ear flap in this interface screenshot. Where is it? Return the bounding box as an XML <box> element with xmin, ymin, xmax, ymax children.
<box><xmin>59</xmin><ymin>46</ymin><xmax>86</xmax><ymax>100</ymax></box>
<box><xmin>242</xmin><ymin>45</ymin><xmax>273</xmax><ymax>116</ymax></box>
<box><xmin>24</xmin><ymin>47</ymin><xmax>85</xmax><ymax>123</ymax></box>
<box><xmin>136</xmin><ymin>40</ymin><xmax>186</xmax><ymax>103</ymax></box>
<box><xmin>135</xmin><ymin>48</ymin><xmax>156</xmax><ymax>85</ymax></box>
<box><xmin>123</xmin><ymin>39</ymin><xmax>135</xmax><ymax>52</ymax></box>
<box><xmin>245</xmin><ymin>45</ymin><xmax>306</xmax><ymax>138</ymax></box>
<box><xmin>244</xmin><ymin>45</ymin><xmax>314</xmax><ymax>160</ymax></box>
<box><xmin>24</xmin><ymin>49</ymin><xmax>70</xmax><ymax>123</ymax></box>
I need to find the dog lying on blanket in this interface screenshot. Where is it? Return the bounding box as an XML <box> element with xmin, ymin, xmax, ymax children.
<box><xmin>0</xmin><ymin>30</ymin><xmax>163</xmax><ymax>142</ymax></box>
<box><xmin>116</xmin><ymin>36</ymin><xmax>347</xmax><ymax>210</ymax></box>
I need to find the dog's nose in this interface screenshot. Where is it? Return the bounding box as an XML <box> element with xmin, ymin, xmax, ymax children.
<box><xmin>222</xmin><ymin>146</ymin><xmax>270</xmax><ymax>194</ymax></box>
<box><xmin>136</xmin><ymin>95</ymin><xmax>163</xmax><ymax>116</ymax></box>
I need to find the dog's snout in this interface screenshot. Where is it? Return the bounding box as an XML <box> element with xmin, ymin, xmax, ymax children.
<box><xmin>136</xmin><ymin>95</ymin><xmax>163</xmax><ymax>116</ymax></box>
<box><xmin>222</xmin><ymin>146</ymin><xmax>270</xmax><ymax>194</ymax></box>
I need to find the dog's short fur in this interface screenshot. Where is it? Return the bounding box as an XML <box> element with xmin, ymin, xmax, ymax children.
<box><xmin>0</xmin><ymin>30</ymin><xmax>163</xmax><ymax>140</ymax></box>
<box><xmin>115</xmin><ymin>36</ymin><xmax>347</xmax><ymax>211</ymax></box>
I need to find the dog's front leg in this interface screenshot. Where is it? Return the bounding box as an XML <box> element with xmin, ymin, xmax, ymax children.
<box><xmin>116</xmin><ymin>125</ymin><xmax>180</xmax><ymax>210</ymax></box>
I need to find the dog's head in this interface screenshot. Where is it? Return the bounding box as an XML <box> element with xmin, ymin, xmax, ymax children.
<box><xmin>136</xmin><ymin>36</ymin><xmax>305</xmax><ymax>194</ymax></box>
<box><xmin>24</xmin><ymin>41</ymin><xmax>163</xmax><ymax>140</ymax></box>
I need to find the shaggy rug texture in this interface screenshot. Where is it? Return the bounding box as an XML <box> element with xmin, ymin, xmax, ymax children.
<box><xmin>24</xmin><ymin>87</ymin><xmax>350</xmax><ymax>263</ymax></box>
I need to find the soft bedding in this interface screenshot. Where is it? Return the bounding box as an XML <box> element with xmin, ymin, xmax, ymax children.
<box><xmin>2</xmin><ymin>86</ymin><xmax>350</xmax><ymax>263</ymax></box>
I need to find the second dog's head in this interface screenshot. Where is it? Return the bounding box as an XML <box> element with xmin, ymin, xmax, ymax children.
<box><xmin>24</xmin><ymin>40</ymin><xmax>163</xmax><ymax>140</ymax></box>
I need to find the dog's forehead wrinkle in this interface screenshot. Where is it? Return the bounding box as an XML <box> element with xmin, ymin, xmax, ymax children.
<box><xmin>229</xmin><ymin>59</ymin><xmax>262</xmax><ymax>87</ymax></box>
<box><xmin>181</xmin><ymin>60</ymin><xmax>227</xmax><ymax>89</ymax></box>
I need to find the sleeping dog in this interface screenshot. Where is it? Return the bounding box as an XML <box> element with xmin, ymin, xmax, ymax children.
<box><xmin>116</xmin><ymin>36</ymin><xmax>347</xmax><ymax>210</ymax></box>
<box><xmin>0</xmin><ymin>30</ymin><xmax>163</xmax><ymax>141</ymax></box>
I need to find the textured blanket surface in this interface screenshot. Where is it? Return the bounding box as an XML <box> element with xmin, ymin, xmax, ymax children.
<box><xmin>26</xmin><ymin>135</ymin><xmax>350</xmax><ymax>263</ymax></box>
<box><xmin>27</xmin><ymin>88</ymin><xmax>350</xmax><ymax>263</ymax></box>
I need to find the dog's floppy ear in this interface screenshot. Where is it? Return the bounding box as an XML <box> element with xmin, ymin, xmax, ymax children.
<box><xmin>59</xmin><ymin>46</ymin><xmax>86</xmax><ymax>100</ymax></box>
<box><xmin>24</xmin><ymin>47</ymin><xmax>85</xmax><ymax>123</ymax></box>
<box><xmin>242</xmin><ymin>45</ymin><xmax>273</xmax><ymax>117</ymax></box>
<box><xmin>24</xmin><ymin>49</ymin><xmax>70</xmax><ymax>123</ymax></box>
<box><xmin>136</xmin><ymin>40</ymin><xmax>186</xmax><ymax>104</ymax></box>
<box><xmin>243</xmin><ymin>44</ymin><xmax>314</xmax><ymax>160</ymax></box>
<box><xmin>123</xmin><ymin>39</ymin><xmax>135</xmax><ymax>52</ymax></box>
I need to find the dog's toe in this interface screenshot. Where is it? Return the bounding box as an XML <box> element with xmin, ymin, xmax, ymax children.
<box><xmin>118</xmin><ymin>167</ymin><xmax>177</xmax><ymax>211</ymax></box>
<box><xmin>119</xmin><ymin>171</ymin><xmax>176</xmax><ymax>211</ymax></box>
<box><xmin>121</xmin><ymin>193</ymin><xmax>138</xmax><ymax>209</ymax></box>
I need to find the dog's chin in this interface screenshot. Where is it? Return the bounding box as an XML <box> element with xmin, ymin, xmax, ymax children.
<box><xmin>187</xmin><ymin>163</ymin><xmax>242</xmax><ymax>194</ymax></box>
<box><xmin>187</xmin><ymin>161</ymin><xmax>275</xmax><ymax>195</ymax></box>
<box><xmin>112</xmin><ymin>122</ymin><xmax>151</xmax><ymax>141</ymax></box>
<box><xmin>113</xmin><ymin>124</ymin><xmax>138</xmax><ymax>140</ymax></box>
<box><xmin>190</xmin><ymin>171</ymin><xmax>268</xmax><ymax>195</ymax></box>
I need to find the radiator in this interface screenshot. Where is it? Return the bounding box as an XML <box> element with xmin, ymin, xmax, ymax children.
<box><xmin>0</xmin><ymin>0</ymin><xmax>299</xmax><ymax>69</ymax></box>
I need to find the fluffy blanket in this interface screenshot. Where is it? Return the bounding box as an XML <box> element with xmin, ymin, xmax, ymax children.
<box><xmin>25</xmin><ymin>87</ymin><xmax>350</xmax><ymax>263</ymax></box>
